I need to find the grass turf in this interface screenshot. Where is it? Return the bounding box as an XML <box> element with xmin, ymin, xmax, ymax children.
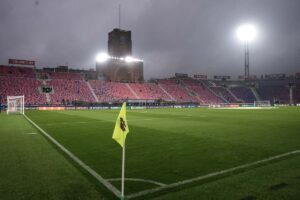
<box><xmin>0</xmin><ymin>114</ymin><xmax>105</xmax><ymax>200</ymax></box>
<box><xmin>1</xmin><ymin>107</ymin><xmax>300</xmax><ymax>199</ymax></box>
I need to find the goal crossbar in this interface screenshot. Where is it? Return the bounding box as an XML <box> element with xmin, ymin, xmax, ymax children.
<box><xmin>7</xmin><ymin>95</ymin><xmax>25</xmax><ymax>115</ymax></box>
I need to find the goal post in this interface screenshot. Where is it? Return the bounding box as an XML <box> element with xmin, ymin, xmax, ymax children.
<box><xmin>7</xmin><ymin>95</ymin><xmax>25</xmax><ymax>115</ymax></box>
<box><xmin>254</xmin><ymin>100</ymin><xmax>271</xmax><ymax>107</ymax></box>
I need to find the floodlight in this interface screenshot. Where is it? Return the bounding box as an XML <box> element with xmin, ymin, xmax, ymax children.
<box><xmin>125</xmin><ymin>56</ymin><xmax>136</xmax><ymax>62</ymax></box>
<box><xmin>235</xmin><ymin>23</ymin><xmax>257</xmax><ymax>79</ymax></box>
<box><xmin>236</xmin><ymin>24</ymin><xmax>257</xmax><ymax>42</ymax></box>
<box><xmin>124</xmin><ymin>56</ymin><xmax>143</xmax><ymax>63</ymax></box>
<box><xmin>96</xmin><ymin>52</ymin><xmax>110</xmax><ymax>63</ymax></box>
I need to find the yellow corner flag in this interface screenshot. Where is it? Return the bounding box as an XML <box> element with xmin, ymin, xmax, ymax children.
<box><xmin>112</xmin><ymin>102</ymin><xmax>129</xmax><ymax>148</ymax></box>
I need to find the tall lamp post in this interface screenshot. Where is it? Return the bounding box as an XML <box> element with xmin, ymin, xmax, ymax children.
<box><xmin>236</xmin><ymin>24</ymin><xmax>257</xmax><ymax>80</ymax></box>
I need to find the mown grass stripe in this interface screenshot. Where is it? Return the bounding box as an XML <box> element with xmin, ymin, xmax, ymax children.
<box><xmin>126</xmin><ymin>150</ymin><xmax>300</xmax><ymax>199</ymax></box>
<box><xmin>23</xmin><ymin>114</ymin><xmax>121</xmax><ymax>198</ymax></box>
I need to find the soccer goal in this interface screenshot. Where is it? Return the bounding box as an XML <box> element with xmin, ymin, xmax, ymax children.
<box><xmin>7</xmin><ymin>95</ymin><xmax>25</xmax><ymax>115</ymax></box>
<box><xmin>254</xmin><ymin>100</ymin><xmax>271</xmax><ymax>107</ymax></box>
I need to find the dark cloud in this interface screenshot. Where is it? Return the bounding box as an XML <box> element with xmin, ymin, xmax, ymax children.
<box><xmin>0</xmin><ymin>0</ymin><xmax>299</xmax><ymax>79</ymax></box>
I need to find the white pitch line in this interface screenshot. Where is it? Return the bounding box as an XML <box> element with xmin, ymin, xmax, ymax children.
<box><xmin>106</xmin><ymin>178</ymin><xmax>166</xmax><ymax>187</ymax></box>
<box><xmin>23</xmin><ymin>114</ymin><xmax>121</xmax><ymax>198</ymax></box>
<box><xmin>211</xmin><ymin>107</ymin><xmax>278</xmax><ymax>110</ymax></box>
<box><xmin>25</xmin><ymin>132</ymin><xmax>37</xmax><ymax>135</ymax></box>
<box><xmin>126</xmin><ymin>149</ymin><xmax>300</xmax><ymax>199</ymax></box>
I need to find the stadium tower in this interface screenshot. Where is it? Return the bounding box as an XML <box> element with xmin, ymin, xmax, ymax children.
<box><xmin>96</xmin><ymin>28</ymin><xmax>144</xmax><ymax>83</ymax></box>
<box><xmin>108</xmin><ymin>29</ymin><xmax>132</xmax><ymax>57</ymax></box>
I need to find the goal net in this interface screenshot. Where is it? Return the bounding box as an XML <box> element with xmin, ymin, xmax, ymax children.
<box><xmin>254</xmin><ymin>100</ymin><xmax>271</xmax><ymax>107</ymax></box>
<box><xmin>7</xmin><ymin>95</ymin><xmax>25</xmax><ymax>115</ymax></box>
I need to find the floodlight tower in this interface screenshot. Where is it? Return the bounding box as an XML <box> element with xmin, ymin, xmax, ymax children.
<box><xmin>236</xmin><ymin>24</ymin><xmax>257</xmax><ymax>80</ymax></box>
<box><xmin>95</xmin><ymin>28</ymin><xmax>144</xmax><ymax>82</ymax></box>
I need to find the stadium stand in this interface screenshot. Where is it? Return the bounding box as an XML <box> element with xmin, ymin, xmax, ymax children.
<box><xmin>0</xmin><ymin>65</ymin><xmax>35</xmax><ymax>78</ymax></box>
<box><xmin>1</xmin><ymin>65</ymin><xmax>300</xmax><ymax>105</ymax></box>
<box><xmin>0</xmin><ymin>66</ymin><xmax>47</xmax><ymax>105</ymax></box>
<box><xmin>294</xmin><ymin>86</ymin><xmax>300</xmax><ymax>103</ymax></box>
<box><xmin>257</xmin><ymin>85</ymin><xmax>289</xmax><ymax>104</ymax></box>
<box><xmin>158</xmin><ymin>79</ymin><xmax>199</xmax><ymax>102</ymax></box>
<box><xmin>49</xmin><ymin>79</ymin><xmax>94</xmax><ymax>104</ymax></box>
<box><xmin>210</xmin><ymin>86</ymin><xmax>237</xmax><ymax>103</ymax></box>
<box><xmin>230</xmin><ymin>87</ymin><xmax>256</xmax><ymax>103</ymax></box>
<box><xmin>256</xmin><ymin>80</ymin><xmax>291</xmax><ymax>103</ymax></box>
<box><xmin>0</xmin><ymin>76</ymin><xmax>47</xmax><ymax>105</ymax></box>
<box><xmin>128</xmin><ymin>83</ymin><xmax>171</xmax><ymax>100</ymax></box>
<box><xmin>89</xmin><ymin>80</ymin><xmax>137</xmax><ymax>102</ymax></box>
<box><xmin>181</xmin><ymin>79</ymin><xmax>223</xmax><ymax>104</ymax></box>
<box><xmin>49</xmin><ymin>72</ymin><xmax>82</xmax><ymax>80</ymax></box>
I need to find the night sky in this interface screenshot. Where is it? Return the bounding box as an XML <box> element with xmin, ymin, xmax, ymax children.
<box><xmin>0</xmin><ymin>0</ymin><xmax>299</xmax><ymax>79</ymax></box>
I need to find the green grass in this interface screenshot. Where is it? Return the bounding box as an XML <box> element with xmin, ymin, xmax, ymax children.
<box><xmin>0</xmin><ymin>114</ymin><xmax>105</xmax><ymax>200</ymax></box>
<box><xmin>152</xmin><ymin>154</ymin><xmax>300</xmax><ymax>200</ymax></box>
<box><xmin>1</xmin><ymin>107</ymin><xmax>300</xmax><ymax>199</ymax></box>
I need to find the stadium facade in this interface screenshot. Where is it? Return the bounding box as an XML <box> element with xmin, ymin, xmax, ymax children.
<box><xmin>0</xmin><ymin>62</ymin><xmax>300</xmax><ymax>107</ymax></box>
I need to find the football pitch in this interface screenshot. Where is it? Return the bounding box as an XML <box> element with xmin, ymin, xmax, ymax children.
<box><xmin>1</xmin><ymin>107</ymin><xmax>300</xmax><ymax>200</ymax></box>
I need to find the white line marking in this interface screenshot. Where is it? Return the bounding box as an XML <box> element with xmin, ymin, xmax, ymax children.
<box><xmin>106</xmin><ymin>178</ymin><xmax>166</xmax><ymax>187</ymax></box>
<box><xmin>25</xmin><ymin>132</ymin><xmax>37</xmax><ymax>135</ymax></box>
<box><xmin>211</xmin><ymin>107</ymin><xmax>278</xmax><ymax>110</ymax></box>
<box><xmin>126</xmin><ymin>149</ymin><xmax>300</xmax><ymax>199</ymax></box>
<box><xmin>23</xmin><ymin>114</ymin><xmax>121</xmax><ymax>198</ymax></box>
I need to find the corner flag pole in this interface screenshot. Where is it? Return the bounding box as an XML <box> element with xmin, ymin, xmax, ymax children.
<box><xmin>112</xmin><ymin>102</ymin><xmax>129</xmax><ymax>200</ymax></box>
<box><xmin>121</xmin><ymin>141</ymin><xmax>126</xmax><ymax>200</ymax></box>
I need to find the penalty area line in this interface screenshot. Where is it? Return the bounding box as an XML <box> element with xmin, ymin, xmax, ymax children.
<box><xmin>23</xmin><ymin>114</ymin><xmax>121</xmax><ymax>198</ymax></box>
<box><xmin>126</xmin><ymin>149</ymin><xmax>300</xmax><ymax>199</ymax></box>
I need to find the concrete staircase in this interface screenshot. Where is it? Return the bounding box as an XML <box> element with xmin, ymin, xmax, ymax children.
<box><xmin>45</xmin><ymin>93</ymin><xmax>51</xmax><ymax>103</ymax></box>
<box><xmin>250</xmin><ymin>87</ymin><xmax>261</xmax><ymax>101</ymax></box>
<box><xmin>86</xmin><ymin>81</ymin><xmax>99</xmax><ymax>102</ymax></box>
<box><xmin>199</xmin><ymin>81</ymin><xmax>226</xmax><ymax>103</ymax></box>
<box><xmin>226</xmin><ymin>88</ymin><xmax>240</xmax><ymax>102</ymax></box>
<box><xmin>207</xmin><ymin>86</ymin><xmax>228</xmax><ymax>103</ymax></box>
<box><xmin>181</xmin><ymin>84</ymin><xmax>204</xmax><ymax>104</ymax></box>
<box><xmin>207</xmin><ymin>80</ymin><xmax>217</xmax><ymax>87</ymax></box>
<box><xmin>191</xmin><ymin>93</ymin><xmax>203</xmax><ymax>103</ymax></box>
<box><xmin>125</xmin><ymin>83</ymin><xmax>139</xmax><ymax>99</ymax></box>
<box><xmin>158</xmin><ymin>84</ymin><xmax>176</xmax><ymax>101</ymax></box>
<box><xmin>40</xmin><ymin>80</ymin><xmax>51</xmax><ymax>104</ymax></box>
